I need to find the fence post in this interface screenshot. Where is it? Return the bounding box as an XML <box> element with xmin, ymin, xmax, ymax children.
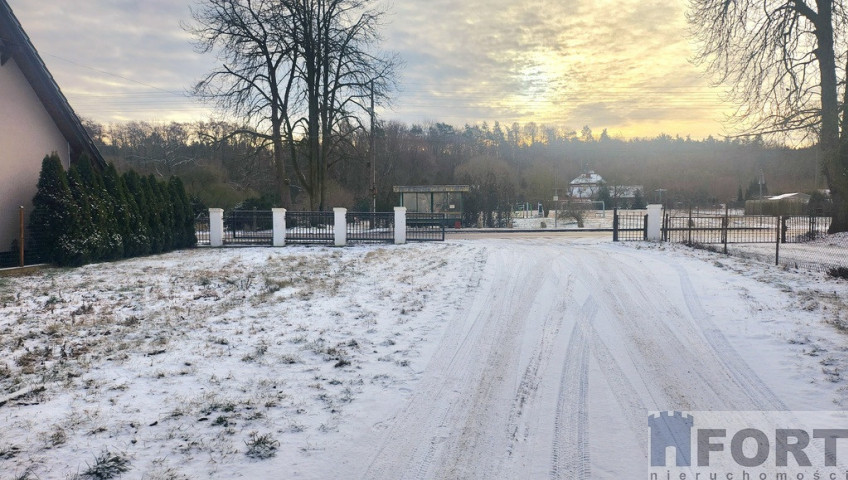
<box><xmin>19</xmin><ymin>206</ymin><xmax>25</xmax><ymax>267</ymax></box>
<box><xmin>781</xmin><ymin>216</ymin><xmax>788</xmax><ymax>244</ymax></box>
<box><xmin>646</xmin><ymin>204</ymin><xmax>663</xmax><ymax>241</ymax></box>
<box><xmin>687</xmin><ymin>206</ymin><xmax>693</xmax><ymax>246</ymax></box>
<box><xmin>209</xmin><ymin>208</ymin><xmax>224</xmax><ymax>247</ymax></box>
<box><xmin>394</xmin><ymin>207</ymin><xmax>407</xmax><ymax>244</ymax></box>
<box><xmin>722</xmin><ymin>205</ymin><xmax>729</xmax><ymax>255</ymax></box>
<box><xmin>334</xmin><ymin>208</ymin><xmax>347</xmax><ymax>246</ymax></box>
<box><xmin>809</xmin><ymin>214</ymin><xmax>815</xmax><ymax>240</ymax></box>
<box><xmin>775</xmin><ymin>215</ymin><xmax>781</xmax><ymax>266</ymax></box>
<box><xmin>272</xmin><ymin>208</ymin><xmax>287</xmax><ymax>247</ymax></box>
<box><xmin>612</xmin><ymin>208</ymin><xmax>619</xmax><ymax>242</ymax></box>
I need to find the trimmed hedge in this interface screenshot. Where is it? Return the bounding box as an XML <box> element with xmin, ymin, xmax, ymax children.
<box><xmin>30</xmin><ymin>153</ymin><xmax>197</xmax><ymax>266</ymax></box>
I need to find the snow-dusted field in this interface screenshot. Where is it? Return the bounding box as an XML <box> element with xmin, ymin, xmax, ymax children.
<box><xmin>1</xmin><ymin>237</ymin><xmax>848</xmax><ymax>478</ymax></box>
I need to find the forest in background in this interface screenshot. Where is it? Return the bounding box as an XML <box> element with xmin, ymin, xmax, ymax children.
<box><xmin>82</xmin><ymin>119</ymin><xmax>820</xmax><ymax>214</ymax></box>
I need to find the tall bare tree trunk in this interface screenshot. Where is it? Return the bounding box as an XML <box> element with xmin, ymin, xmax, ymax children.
<box><xmin>813</xmin><ymin>1</ymin><xmax>844</xmax><ymax>232</ymax></box>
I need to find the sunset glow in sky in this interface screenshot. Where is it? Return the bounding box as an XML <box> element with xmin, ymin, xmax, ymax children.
<box><xmin>7</xmin><ymin>0</ymin><xmax>734</xmax><ymax>139</ymax></box>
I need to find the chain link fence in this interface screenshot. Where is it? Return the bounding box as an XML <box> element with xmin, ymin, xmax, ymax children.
<box><xmin>664</xmin><ymin>209</ymin><xmax>848</xmax><ymax>273</ymax></box>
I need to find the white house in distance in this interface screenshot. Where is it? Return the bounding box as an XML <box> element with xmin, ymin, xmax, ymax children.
<box><xmin>568</xmin><ymin>171</ymin><xmax>605</xmax><ymax>199</ymax></box>
<box><xmin>0</xmin><ymin>0</ymin><xmax>104</xmax><ymax>255</ymax></box>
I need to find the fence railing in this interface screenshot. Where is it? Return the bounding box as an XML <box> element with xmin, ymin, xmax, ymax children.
<box><xmin>223</xmin><ymin>209</ymin><xmax>273</xmax><ymax>245</ymax></box>
<box><xmin>658</xmin><ymin>209</ymin><xmax>846</xmax><ymax>272</ymax></box>
<box><xmin>665</xmin><ymin>214</ymin><xmax>777</xmax><ymax>245</ymax></box>
<box><xmin>286</xmin><ymin>211</ymin><xmax>335</xmax><ymax>244</ymax></box>
<box><xmin>407</xmin><ymin>213</ymin><xmax>446</xmax><ymax>241</ymax></box>
<box><xmin>613</xmin><ymin>210</ymin><xmax>647</xmax><ymax>241</ymax></box>
<box><xmin>782</xmin><ymin>215</ymin><xmax>831</xmax><ymax>243</ymax></box>
<box><xmin>346</xmin><ymin>212</ymin><xmax>394</xmax><ymax>243</ymax></box>
<box><xmin>195</xmin><ymin>211</ymin><xmax>210</xmax><ymax>246</ymax></box>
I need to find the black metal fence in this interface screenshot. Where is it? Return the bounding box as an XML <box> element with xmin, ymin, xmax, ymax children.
<box><xmin>195</xmin><ymin>211</ymin><xmax>210</xmax><ymax>246</ymax></box>
<box><xmin>193</xmin><ymin>209</ymin><xmax>449</xmax><ymax>246</ymax></box>
<box><xmin>407</xmin><ymin>213</ymin><xmax>446</xmax><ymax>241</ymax></box>
<box><xmin>782</xmin><ymin>215</ymin><xmax>831</xmax><ymax>243</ymax></box>
<box><xmin>346</xmin><ymin>212</ymin><xmax>394</xmax><ymax>243</ymax></box>
<box><xmin>665</xmin><ymin>213</ymin><xmax>777</xmax><ymax>245</ymax></box>
<box><xmin>613</xmin><ymin>210</ymin><xmax>647</xmax><ymax>241</ymax></box>
<box><xmin>224</xmin><ymin>209</ymin><xmax>273</xmax><ymax>245</ymax></box>
<box><xmin>286</xmin><ymin>211</ymin><xmax>335</xmax><ymax>244</ymax></box>
<box><xmin>660</xmin><ymin>209</ymin><xmax>847</xmax><ymax>272</ymax></box>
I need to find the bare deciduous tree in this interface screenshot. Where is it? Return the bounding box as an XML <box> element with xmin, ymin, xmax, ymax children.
<box><xmin>688</xmin><ymin>0</ymin><xmax>848</xmax><ymax>232</ymax></box>
<box><xmin>186</xmin><ymin>0</ymin><xmax>397</xmax><ymax>210</ymax></box>
<box><xmin>187</xmin><ymin>0</ymin><xmax>298</xmax><ymax>208</ymax></box>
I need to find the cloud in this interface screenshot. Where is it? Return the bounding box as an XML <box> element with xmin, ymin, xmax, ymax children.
<box><xmin>7</xmin><ymin>0</ymin><xmax>732</xmax><ymax>137</ymax></box>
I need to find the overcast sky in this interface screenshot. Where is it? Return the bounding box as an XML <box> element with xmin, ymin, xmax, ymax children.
<box><xmin>7</xmin><ymin>0</ymin><xmax>732</xmax><ymax>139</ymax></box>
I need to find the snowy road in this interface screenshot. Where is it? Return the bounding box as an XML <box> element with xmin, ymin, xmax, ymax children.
<box><xmin>317</xmin><ymin>237</ymin><xmax>841</xmax><ymax>479</ymax></box>
<box><xmin>2</xmin><ymin>237</ymin><xmax>844</xmax><ymax>479</ymax></box>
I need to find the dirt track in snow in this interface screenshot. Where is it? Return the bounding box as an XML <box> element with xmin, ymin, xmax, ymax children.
<box><xmin>322</xmin><ymin>237</ymin><xmax>839</xmax><ymax>479</ymax></box>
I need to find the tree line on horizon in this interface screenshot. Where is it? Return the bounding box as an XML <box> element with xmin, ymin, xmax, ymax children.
<box><xmin>83</xmin><ymin>118</ymin><xmax>820</xmax><ymax>216</ymax></box>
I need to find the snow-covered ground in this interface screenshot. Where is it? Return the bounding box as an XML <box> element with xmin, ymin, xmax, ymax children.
<box><xmin>1</xmin><ymin>237</ymin><xmax>847</xmax><ymax>478</ymax></box>
<box><xmin>512</xmin><ymin>210</ymin><xmax>614</xmax><ymax>229</ymax></box>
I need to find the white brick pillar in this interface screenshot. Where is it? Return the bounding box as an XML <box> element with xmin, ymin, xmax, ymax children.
<box><xmin>394</xmin><ymin>207</ymin><xmax>407</xmax><ymax>244</ymax></box>
<box><xmin>272</xmin><ymin>208</ymin><xmax>287</xmax><ymax>247</ymax></box>
<box><xmin>646</xmin><ymin>204</ymin><xmax>663</xmax><ymax>241</ymax></box>
<box><xmin>209</xmin><ymin>208</ymin><xmax>224</xmax><ymax>247</ymax></box>
<box><xmin>334</xmin><ymin>208</ymin><xmax>347</xmax><ymax>246</ymax></box>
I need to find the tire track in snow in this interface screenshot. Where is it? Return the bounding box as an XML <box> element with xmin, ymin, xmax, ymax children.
<box><xmin>551</xmin><ymin>297</ymin><xmax>594</xmax><ymax>480</ymax></box>
<box><xmin>504</xmin><ymin>273</ymin><xmax>573</xmax><ymax>456</ymax></box>
<box><xmin>671</xmin><ymin>263</ymin><xmax>787</xmax><ymax>410</ymax></box>
<box><xmin>433</xmin><ymin>251</ymin><xmax>549</xmax><ymax>479</ymax></box>
<box><xmin>588</xmin><ymin>323</ymin><xmax>649</xmax><ymax>457</ymax></box>
<box><xmin>579</xmin><ymin>247</ymin><xmax>767</xmax><ymax>410</ymax></box>
<box><xmin>362</xmin><ymin>245</ymin><xmax>546</xmax><ymax>480</ymax></box>
<box><xmin>359</xmin><ymin>245</ymin><xmax>496</xmax><ymax>480</ymax></box>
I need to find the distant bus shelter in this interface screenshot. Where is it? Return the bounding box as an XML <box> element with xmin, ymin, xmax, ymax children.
<box><xmin>393</xmin><ymin>185</ymin><xmax>471</xmax><ymax>225</ymax></box>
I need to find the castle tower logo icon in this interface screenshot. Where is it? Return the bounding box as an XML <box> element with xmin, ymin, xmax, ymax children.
<box><xmin>648</xmin><ymin>411</ymin><xmax>694</xmax><ymax>467</ymax></box>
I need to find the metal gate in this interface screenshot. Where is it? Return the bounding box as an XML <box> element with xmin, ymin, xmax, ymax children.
<box><xmin>224</xmin><ymin>209</ymin><xmax>273</xmax><ymax>245</ymax></box>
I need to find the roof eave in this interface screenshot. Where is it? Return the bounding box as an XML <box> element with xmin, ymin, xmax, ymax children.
<box><xmin>0</xmin><ymin>0</ymin><xmax>105</xmax><ymax>168</ymax></box>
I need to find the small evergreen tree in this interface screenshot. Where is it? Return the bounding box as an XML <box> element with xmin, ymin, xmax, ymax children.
<box><xmin>632</xmin><ymin>189</ymin><xmax>647</xmax><ymax>209</ymax></box>
<box><xmin>156</xmin><ymin>179</ymin><xmax>175</xmax><ymax>251</ymax></box>
<box><xmin>122</xmin><ymin>170</ymin><xmax>152</xmax><ymax>256</ymax></box>
<box><xmin>77</xmin><ymin>155</ymin><xmax>123</xmax><ymax>260</ymax></box>
<box><xmin>169</xmin><ymin>177</ymin><xmax>196</xmax><ymax>248</ymax></box>
<box><xmin>143</xmin><ymin>175</ymin><xmax>165</xmax><ymax>253</ymax></box>
<box><xmin>66</xmin><ymin>166</ymin><xmax>96</xmax><ymax>265</ymax></box>
<box><xmin>102</xmin><ymin>163</ymin><xmax>135</xmax><ymax>259</ymax></box>
<box><xmin>29</xmin><ymin>154</ymin><xmax>79</xmax><ymax>264</ymax></box>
